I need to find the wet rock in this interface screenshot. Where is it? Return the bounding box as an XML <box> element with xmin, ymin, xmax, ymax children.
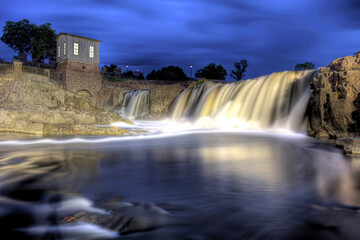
<box><xmin>308</xmin><ymin>51</ymin><xmax>360</xmax><ymax>138</ymax></box>
<box><xmin>0</xmin><ymin>109</ymin><xmax>130</xmax><ymax>136</ymax></box>
<box><xmin>43</xmin><ymin>124</ymin><xmax>129</xmax><ymax>136</ymax></box>
<box><xmin>62</xmin><ymin>202</ymin><xmax>183</xmax><ymax>235</ymax></box>
<box><xmin>335</xmin><ymin>138</ymin><xmax>360</xmax><ymax>155</ymax></box>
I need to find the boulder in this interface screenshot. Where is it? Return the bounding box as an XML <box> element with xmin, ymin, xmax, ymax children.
<box><xmin>335</xmin><ymin>138</ymin><xmax>360</xmax><ymax>155</ymax></box>
<box><xmin>308</xmin><ymin>51</ymin><xmax>360</xmax><ymax>138</ymax></box>
<box><xmin>62</xmin><ymin>202</ymin><xmax>183</xmax><ymax>235</ymax></box>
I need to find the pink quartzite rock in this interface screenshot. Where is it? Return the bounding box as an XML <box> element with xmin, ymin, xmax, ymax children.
<box><xmin>308</xmin><ymin>51</ymin><xmax>360</xmax><ymax>138</ymax></box>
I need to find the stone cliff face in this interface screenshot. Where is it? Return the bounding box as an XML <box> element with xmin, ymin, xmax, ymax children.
<box><xmin>0</xmin><ymin>79</ymin><xmax>93</xmax><ymax>111</ymax></box>
<box><xmin>98</xmin><ymin>80</ymin><xmax>186</xmax><ymax>119</ymax></box>
<box><xmin>0</xmin><ymin>78</ymin><xmax>129</xmax><ymax>135</ymax></box>
<box><xmin>308</xmin><ymin>51</ymin><xmax>360</xmax><ymax>138</ymax></box>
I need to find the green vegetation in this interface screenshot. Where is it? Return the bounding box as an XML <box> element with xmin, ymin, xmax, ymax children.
<box><xmin>146</xmin><ymin>66</ymin><xmax>188</xmax><ymax>81</ymax></box>
<box><xmin>197</xmin><ymin>78</ymin><xmax>206</xmax><ymax>85</ymax></box>
<box><xmin>195</xmin><ymin>63</ymin><xmax>227</xmax><ymax>80</ymax></box>
<box><xmin>295</xmin><ymin>62</ymin><xmax>315</xmax><ymax>71</ymax></box>
<box><xmin>1</xmin><ymin>19</ymin><xmax>57</xmax><ymax>62</ymax></box>
<box><xmin>230</xmin><ymin>59</ymin><xmax>248</xmax><ymax>81</ymax></box>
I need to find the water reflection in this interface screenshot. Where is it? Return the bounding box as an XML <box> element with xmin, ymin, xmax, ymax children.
<box><xmin>0</xmin><ymin>132</ymin><xmax>359</xmax><ymax>239</ymax></box>
<box><xmin>0</xmin><ymin>150</ymin><xmax>102</xmax><ymax>193</ymax></box>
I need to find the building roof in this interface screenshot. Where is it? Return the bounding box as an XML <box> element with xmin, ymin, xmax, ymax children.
<box><xmin>57</xmin><ymin>33</ymin><xmax>102</xmax><ymax>42</ymax></box>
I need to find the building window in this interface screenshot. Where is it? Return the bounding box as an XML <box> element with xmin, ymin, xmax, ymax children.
<box><xmin>74</xmin><ymin>43</ymin><xmax>79</xmax><ymax>55</ymax></box>
<box><xmin>89</xmin><ymin>46</ymin><xmax>94</xmax><ymax>58</ymax></box>
<box><xmin>58</xmin><ymin>45</ymin><xmax>60</xmax><ymax>57</ymax></box>
<box><xmin>63</xmin><ymin>42</ymin><xmax>66</xmax><ymax>55</ymax></box>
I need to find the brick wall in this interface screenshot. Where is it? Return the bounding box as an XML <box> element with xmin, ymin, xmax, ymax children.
<box><xmin>57</xmin><ymin>60</ymin><xmax>101</xmax><ymax>98</ymax></box>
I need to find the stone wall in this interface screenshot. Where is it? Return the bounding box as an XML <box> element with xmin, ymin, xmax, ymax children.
<box><xmin>98</xmin><ymin>80</ymin><xmax>190</xmax><ymax>118</ymax></box>
<box><xmin>0</xmin><ymin>60</ymin><xmax>53</xmax><ymax>85</ymax></box>
<box><xmin>0</xmin><ymin>60</ymin><xmax>22</xmax><ymax>85</ymax></box>
<box><xmin>308</xmin><ymin>51</ymin><xmax>360</xmax><ymax>138</ymax></box>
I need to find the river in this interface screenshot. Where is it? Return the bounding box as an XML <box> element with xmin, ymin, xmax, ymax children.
<box><xmin>0</xmin><ymin>121</ymin><xmax>359</xmax><ymax>239</ymax></box>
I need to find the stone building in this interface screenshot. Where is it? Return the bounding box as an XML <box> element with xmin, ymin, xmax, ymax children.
<box><xmin>56</xmin><ymin>33</ymin><xmax>102</xmax><ymax>98</ymax></box>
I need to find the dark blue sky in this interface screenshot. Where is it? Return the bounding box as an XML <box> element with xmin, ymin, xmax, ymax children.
<box><xmin>0</xmin><ymin>0</ymin><xmax>359</xmax><ymax>79</ymax></box>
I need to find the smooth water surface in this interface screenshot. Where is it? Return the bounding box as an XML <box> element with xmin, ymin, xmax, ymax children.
<box><xmin>0</xmin><ymin>128</ymin><xmax>359</xmax><ymax>239</ymax></box>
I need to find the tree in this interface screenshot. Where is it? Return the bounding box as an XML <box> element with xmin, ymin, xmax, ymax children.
<box><xmin>295</xmin><ymin>62</ymin><xmax>315</xmax><ymax>71</ymax></box>
<box><xmin>146</xmin><ymin>66</ymin><xmax>187</xmax><ymax>81</ymax></box>
<box><xmin>122</xmin><ymin>70</ymin><xmax>145</xmax><ymax>80</ymax></box>
<box><xmin>230</xmin><ymin>59</ymin><xmax>248</xmax><ymax>81</ymax></box>
<box><xmin>146</xmin><ymin>69</ymin><xmax>157</xmax><ymax>80</ymax></box>
<box><xmin>1</xmin><ymin>19</ymin><xmax>35</xmax><ymax>55</ymax></box>
<box><xmin>108</xmin><ymin>64</ymin><xmax>118</xmax><ymax>72</ymax></box>
<box><xmin>122</xmin><ymin>70</ymin><xmax>135</xmax><ymax>79</ymax></box>
<box><xmin>1</xmin><ymin>19</ymin><xmax>57</xmax><ymax>62</ymax></box>
<box><xmin>195</xmin><ymin>63</ymin><xmax>227</xmax><ymax>80</ymax></box>
<box><xmin>137</xmin><ymin>72</ymin><xmax>145</xmax><ymax>80</ymax></box>
<box><xmin>30</xmin><ymin>23</ymin><xmax>57</xmax><ymax>62</ymax></box>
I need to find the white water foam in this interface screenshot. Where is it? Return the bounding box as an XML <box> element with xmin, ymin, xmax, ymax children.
<box><xmin>0</xmin><ymin>120</ymin><xmax>308</xmax><ymax>146</ymax></box>
<box><xmin>19</xmin><ymin>222</ymin><xmax>118</xmax><ymax>239</ymax></box>
<box><xmin>0</xmin><ymin>195</ymin><xmax>106</xmax><ymax>217</ymax></box>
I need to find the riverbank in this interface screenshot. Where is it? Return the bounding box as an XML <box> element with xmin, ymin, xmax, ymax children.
<box><xmin>0</xmin><ymin>77</ymin><xmax>132</xmax><ymax>136</ymax></box>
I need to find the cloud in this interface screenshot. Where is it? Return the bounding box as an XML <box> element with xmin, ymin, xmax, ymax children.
<box><xmin>0</xmin><ymin>0</ymin><xmax>359</xmax><ymax>78</ymax></box>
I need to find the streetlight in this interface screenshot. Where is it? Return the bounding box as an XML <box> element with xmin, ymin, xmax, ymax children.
<box><xmin>190</xmin><ymin>66</ymin><xmax>193</xmax><ymax>80</ymax></box>
<box><xmin>126</xmin><ymin>65</ymin><xmax>129</xmax><ymax>72</ymax></box>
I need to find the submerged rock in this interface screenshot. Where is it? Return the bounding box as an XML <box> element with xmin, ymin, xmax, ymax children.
<box><xmin>62</xmin><ymin>202</ymin><xmax>183</xmax><ymax>235</ymax></box>
<box><xmin>308</xmin><ymin>51</ymin><xmax>360</xmax><ymax>139</ymax></box>
<box><xmin>335</xmin><ymin>138</ymin><xmax>360</xmax><ymax>155</ymax></box>
<box><xmin>287</xmin><ymin>203</ymin><xmax>360</xmax><ymax>240</ymax></box>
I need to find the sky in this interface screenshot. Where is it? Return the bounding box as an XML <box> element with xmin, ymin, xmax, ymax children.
<box><xmin>0</xmin><ymin>0</ymin><xmax>359</xmax><ymax>79</ymax></box>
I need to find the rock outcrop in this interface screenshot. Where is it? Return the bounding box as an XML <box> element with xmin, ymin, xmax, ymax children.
<box><xmin>0</xmin><ymin>78</ymin><xmax>131</xmax><ymax>135</ymax></box>
<box><xmin>308</xmin><ymin>51</ymin><xmax>360</xmax><ymax>138</ymax></box>
<box><xmin>335</xmin><ymin>138</ymin><xmax>360</xmax><ymax>155</ymax></box>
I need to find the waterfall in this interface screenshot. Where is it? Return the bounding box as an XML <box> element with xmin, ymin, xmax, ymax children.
<box><xmin>120</xmin><ymin>90</ymin><xmax>150</xmax><ymax>119</ymax></box>
<box><xmin>169</xmin><ymin>70</ymin><xmax>317</xmax><ymax>131</ymax></box>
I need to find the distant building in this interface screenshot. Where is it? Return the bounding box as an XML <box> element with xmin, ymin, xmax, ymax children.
<box><xmin>56</xmin><ymin>33</ymin><xmax>102</xmax><ymax>99</ymax></box>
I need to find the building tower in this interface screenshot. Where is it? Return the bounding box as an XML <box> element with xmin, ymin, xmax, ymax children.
<box><xmin>56</xmin><ymin>33</ymin><xmax>102</xmax><ymax>98</ymax></box>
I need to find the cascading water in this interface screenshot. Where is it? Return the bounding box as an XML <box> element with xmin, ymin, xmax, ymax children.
<box><xmin>169</xmin><ymin>70</ymin><xmax>317</xmax><ymax>131</ymax></box>
<box><xmin>120</xmin><ymin>90</ymin><xmax>150</xmax><ymax>119</ymax></box>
